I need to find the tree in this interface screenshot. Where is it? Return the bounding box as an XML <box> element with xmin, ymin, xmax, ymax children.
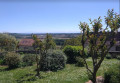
<box><xmin>32</xmin><ymin>34</ymin><xmax>44</xmax><ymax>76</ymax></box>
<box><xmin>64</xmin><ymin>35</ymin><xmax>82</xmax><ymax>47</ymax></box>
<box><xmin>32</xmin><ymin>34</ymin><xmax>56</xmax><ymax>76</ymax></box>
<box><xmin>79</xmin><ymin>9</ymin><xmax>120</xmax><ymax>83</ymax></box>
<box><xmin>44</xmin><ymin>33</ymin><xmax>56</xmax><ymax>54</ymax></box>
<box><xmin>0</xmin><ymin>33</ymin><xmax>18</xmax><ymax>52</ymax></box>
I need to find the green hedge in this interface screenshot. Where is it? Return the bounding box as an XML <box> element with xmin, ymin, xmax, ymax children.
<box><xmin>63</xmin><ymin>45</ymin><xmax>87</xmax><ymax>63</ymax></box>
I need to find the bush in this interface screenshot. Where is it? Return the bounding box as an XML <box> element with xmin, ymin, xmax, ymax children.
<box><xmin>75</xmin><ymin>57</ymin><xmax>84</xmax><ymax>67</ymax></box>
<box><xmin>0</xmin><ymin>52</ymin><xmax>8</xmax><ymax>65</ymax></box>
<box><xmin>22</xmin><ymin>54</ymin><xmax>36</xmax><ymax>66</ymax></box>
<box><xmin>106</xmin><ymin>53</ymin><xmax>112</xmax><ymax>59</ymax></box>
<box><xmin>40</xmin><ymin>50</ymin><xmax>67</xmax><ymax>71</ymax></box>
<box><xmin>63</xmin><ymin>45</ymin><xmax>87</xmax><ymax>63</ymax></box>
<box><xmin>104</xmin><ymin>64</ymin><xmax>120</xmax><ymax>83</ymax></box>
<box><xmin>0</xmin><ymin>59</ymin><xmax>3</xmax><ymax>65</ymax></box>
<box><xmin>5</xmin><ymin>52</ymin><xmax>21</xmax><ymax>69</ymax></box>
<box><xmin>117</xmin><ymin>56</ymin><xmax>120</xmax><ymax>60</ymax></box>
<box><xmin>0</xmin><ymin>33</ymin><xmax>17</xmax><ymax>51</ymax></box>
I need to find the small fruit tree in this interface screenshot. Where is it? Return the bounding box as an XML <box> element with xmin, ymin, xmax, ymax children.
<box><xmin>79</xmin><ymin>9</ymin><xmax>120</xmax><ymax>83</ymax></box>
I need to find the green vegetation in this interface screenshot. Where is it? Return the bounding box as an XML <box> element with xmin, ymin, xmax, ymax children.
<box><xmin>0</xmin><ymin>9</ymin><xmax>119</xmax><ymax>83</ymax></box>
<box><xmin>32</xmin><ymin>34</ymin><xmax>44</xmax><ymax>76</ymax></box>
<box><xmin>44</xmin><ymin>33</ymin><xmax>56</xmax><ymax>51</ymax></box>
<box><xmin>116</xmin><ymin>55</ymin><xmax>120</xmax><ymax>60</ymax></box>
<box><xmin>0</xmin><ymin>58</ymin><xmax>119</xmax><ymax>83</ymax></box>
<box><xmin>104</xmin><ymin>64</ymin><xmax>120</xmax><ymax>83</ymax></box>
<box><xmin>54</xmin><ymin>39</ymin><xmax>66</xmax><ymax>46</ymax></box>
<box><xmin>40</xmin><ymin>50</ymin><xmax>67</xmax><ymax>71</ymax></box>
<box><xmin>79</xmin><ymin>9</ymin><xmax>120</xmax><ymax>83</ymax></box>
<box><xmin>64</xmin><ymin>36</ymin><xmax>81</xmax><ymax>47</ymax></box>
<box><xmin>0</xmin><ymin>33</ymin><xmax>18</xmax><ymax>51</ymax></box>
<box><xmin>75</xmin><ymin>57</ymin><xmax>84</xmax><ymax>67</ymax></box>
<box><xmin>0</xmin><ymin>52</ymin><xmax>7</xmax><ymax>65</ymax></box>
<box><xmin>4</xmin><ymin>52</ymin><xmax>21</xmax><ymax>69</ymax></box>
<box><xmin>32</xmin><ymin>33</ymin><xmax>57</xmax><ymax>76</ymax></box>
<box><xmin>106</xmin><ymin>53</ymin><xmax>112</xmax><ymax>59</ymax></box>
<box><xmin>63</xmin><ymin>45</ymin><xmax>87</xmax><ymax>63</ymax></box>
<box><xmin>22</xmin><ymin>54</ymin><xmax>36</xmax><ymax>67</ymax></box>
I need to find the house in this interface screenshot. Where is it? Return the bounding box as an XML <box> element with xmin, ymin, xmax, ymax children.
<box><xmin>84</xmin><ymin>32</ymin><xmax>120</xmax><ymax>57</ymax></box>
<box><xmin>18</xmin><ymin>39</ymin><xmax>35</xmax><ymax>52</ymax></box>
<box><xmin>104</xmin><ymin>32</ymin><xmax>120</xmax><ymax>56</ymax></box>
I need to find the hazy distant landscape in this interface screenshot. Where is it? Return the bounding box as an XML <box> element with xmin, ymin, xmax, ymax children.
<box><xmin>9</xmin><ymin>33</ymin><xmax>81</xmax><ymax>39</ymax></box>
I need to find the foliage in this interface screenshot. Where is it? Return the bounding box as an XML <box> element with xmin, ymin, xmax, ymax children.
<box><xmin>75</xmin><ymin>57</ymin><xmax>84</xmax><ymax>67</ymax></box>
<box><xmin>0</xmin><ymin>52</ymin><xmax>7</xmax><ymax>65</ymax></box>
<box><xmin>79</xmin><ymin>9</ymin><xmax>120</xmax><ymax>83</ymax></box>
<box><xmin>116</xmin><ymin>55</ymin><xmax>120</xmax><ymax>60</ymax></box>
<box><xmin>0</xmin><ymin>58</ymin><xmax>118</xmax><ymax>83</ymax></box>
<box><xmin>0</xmin><ymin>33</ymin><xmax>18</xmax><ymax>51</ymax></box>
<box><xmin>54</xmin><ymin>39</ymin><xmax>66</xmax><ymax>46</ymax></box>
<box><xmin>44</xmin><ymin>33</ymin><xmax>56</xmax><ymax>51</ymax></box>
<box><xmin>32</xmin><ymin>35</ymin><xmax>43</xmax><ymax>51</ymax></box>
<box><xmin>64</xmin><ymin>35</ymin><xmax>82</xmax><ymax>47</ymax></box>
<box><xmin>63</xmin><ymin>45</ymin><xmax>87</xmax><ymax>63</ymax></box>
<box><xmin>104</xmin><ymin>64</ymin><xmax>120</xmax><ymax>83</ymax></box>
<box><xmin>32</xmin><ymin>33</ymin><xmax>56</xmax><ymax>76</ymax></box>
<box><xmin>22</xmin><ymin>54</ymin><xmax>36</xmax><ymax>66</ymax></box>
<box><xmin>40</xmin><ymin>50</ymin><xmax>67</xmax><ymax>71</ymax></box>
<box><xmin>0</xmin><ymin>59</ymin><xmax>3</xmax><ymax>65</ymax></box>
<box><xmin>106</xmin><ymin>53</ymin><xmax>112</xmax><ymax>59</ymax></box>
<box><xmin>4</xmin><ymin>52</ymin><xmax>21</xmax><ymax>69</ymax></box>
<box><xmin>32</xmin><ymin>34</ymin><xmax>44</xmax><ymax>76</ymax></box>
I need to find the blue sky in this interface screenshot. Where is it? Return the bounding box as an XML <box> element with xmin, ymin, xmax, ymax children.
<box><xmin>0</xmin><ymin>0</ymin><xmax>119</xmax><ymax>33</ymax></box>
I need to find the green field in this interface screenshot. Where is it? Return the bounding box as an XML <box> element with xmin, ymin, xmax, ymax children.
<box><xmin>0</xmin><ymin>58</ymin><xmax>119</xmax><ymax>83</ymax></box>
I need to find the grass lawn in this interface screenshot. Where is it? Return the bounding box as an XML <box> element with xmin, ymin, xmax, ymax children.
<box><xmin>0</xmin><ymin>58</ymin><xmax>119</xmax><ymax>83</ymax></box>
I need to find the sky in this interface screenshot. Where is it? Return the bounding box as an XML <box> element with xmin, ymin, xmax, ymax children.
<box><xmin>0</xmin><ymin>0</ymin><xmax>119</xmax><ymax>33</ymax></box>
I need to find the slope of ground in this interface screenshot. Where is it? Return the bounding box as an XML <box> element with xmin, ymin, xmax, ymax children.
<box><xmin>0</xmin><ymin>58</ymin><xmax>119</xmax><ymax>83</ymax></box>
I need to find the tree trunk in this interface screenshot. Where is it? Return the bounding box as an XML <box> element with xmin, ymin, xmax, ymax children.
<box><xmin>36</xmin><ymin>63</ymin><xmax>40</xmax><ymax>76</ymax></box>
<box><xmin>92</xmin><ymin>71</ymin><xmax>96</xmax><ymax>83</ymax></box>
<box><xmin>36</xmin><ymin>50</ymin><xmax>40</xmax><ymax>76</ymax></box>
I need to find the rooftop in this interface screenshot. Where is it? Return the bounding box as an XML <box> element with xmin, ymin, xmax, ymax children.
<box><xmin>19</xmin><ymin>39</ymin><xmax>34</xmax><ymax>46</ymax></box>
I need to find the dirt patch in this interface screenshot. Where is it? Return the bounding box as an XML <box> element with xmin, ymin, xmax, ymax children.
<box><xmin>86</xmin><ymin>76</ymin><xmax>104</xmax><ymax>83</ymax></box>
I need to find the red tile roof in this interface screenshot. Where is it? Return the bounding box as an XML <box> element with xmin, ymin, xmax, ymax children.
<box><xmin>19</xmin><ymin>39</ymin><xmax>35</xmax><ymax>46</ymax></box>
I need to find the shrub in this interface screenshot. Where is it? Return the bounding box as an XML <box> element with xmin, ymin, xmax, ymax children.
<box><xmin>40</xmin><ymin>50</ymin><xmax>67</xmax><ymax>71</ymax></box>
<box><xmin>5</xmin><ymin>52</ymin><xmax>21</xmax><ymax>69</ymax></box>
<box><xmin>106</xmin><ymin>53</ymin><xmax>112</xmax><ymax>59</ymax></box>
<box><xmin>75</xmin><ymin>57</ymin><xmax>84</xmax><ymax>67</ymax></box>
<box><xmin>63</xmin><ymin>45</ymin><xmax>87</xmax><ymax>63</ymax></box>
<box><xmin>0</xmin><ymin>52</ymin><xmax>7</xmax><ymax>59</ymax></box>
<box><xmin>0</xmin><ymin>52</ymin><xmax>7</xmax><ymax>65</ymax></box>
<box><xmin>117</xmin><ymin>56</ymin><xmax>120</xmax><ymax>60</ymax></box>
<box><xmin>104</xmin><ymin>64</ymin><xmax>120</xmax><ymax>83</ymax></box>
<box><xmin>0</xmin><ymin>59</ymin><xmax>3</xmax><ymax>65</ymax></box>
<box><xmin>0</xmin><ymin>33</ymin><xmax>17</xmax><ymax>51</ymax></box>
<box><xmin>22</xmin><ymin>54</ymin><xmax>36</xmax><ymax>66</ymax></box>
